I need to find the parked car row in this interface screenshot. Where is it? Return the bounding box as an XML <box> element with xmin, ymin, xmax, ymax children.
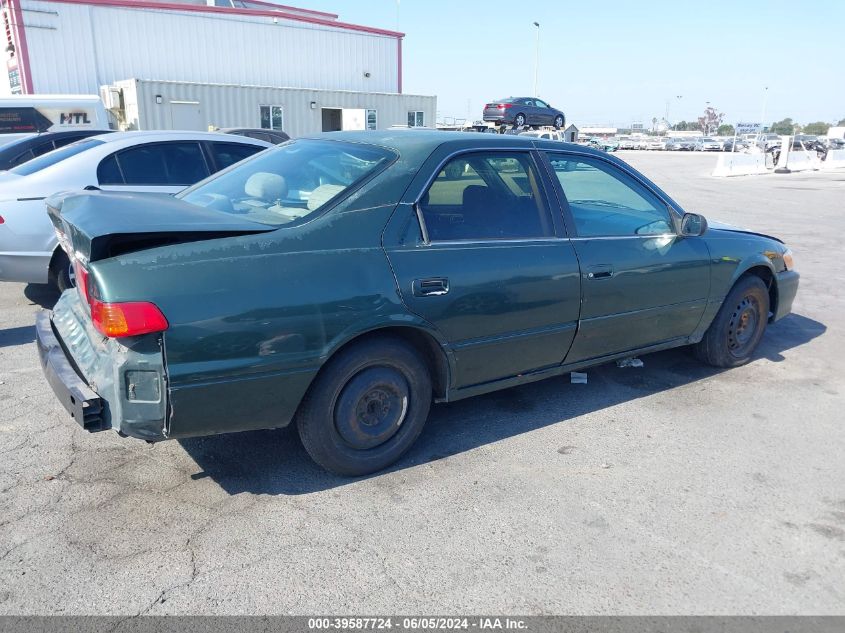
<box><xmin>0</xmin><ymin>129</ymin><xmax>288</xmax><ymax>290</ymax></box>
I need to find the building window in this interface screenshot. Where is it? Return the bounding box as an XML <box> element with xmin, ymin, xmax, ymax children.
<box><xmin>366</xmin><ymin>109</ymin><xmax>377</xmax><ymax>131</ymax></box>
<box><xmin>260</xmin><ymin>105</ymin><xmax>284</xmax><ymax>131</ymax></box>
<box><xmin>408</xmin><ymin>111</ymin><xmax>425</xmax><ymax>128</ymax></box>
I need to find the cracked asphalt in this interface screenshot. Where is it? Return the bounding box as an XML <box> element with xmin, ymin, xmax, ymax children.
<box><xmin>1</xmin><ymin>152</ymin><xmax>843</xmax><ymax>615</ymax></box>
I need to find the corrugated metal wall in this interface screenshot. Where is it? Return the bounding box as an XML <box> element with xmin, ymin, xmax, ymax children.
<box><xmin>119</xmin><ymin>79</ymin><xmax>436</xmax><ymax>138</ymax></box>
<box><xmin>21</xmin><ymin>0</ymin><xmax>400</xmax><ymax>94</ymax></box>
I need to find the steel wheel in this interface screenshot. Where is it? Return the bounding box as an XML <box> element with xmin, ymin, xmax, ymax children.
<box><xmin>694</xmin><ymin>275</ymin><xmax>769</xmax><ymax>368</ymax></box>
<box><xmin>727</xmin><ymin>295</ymin><xmax>762</xmax><ymax>359</ymax></box>
<box><xmin>334</xmin><ymin>367</ymin><xmax>409</xmax><ymax>450</ymax></box>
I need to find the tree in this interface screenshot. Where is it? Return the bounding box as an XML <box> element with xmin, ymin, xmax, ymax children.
<box><xmin>837</xmin><ymin>118</ymin><xmax>845</xmax><ymax>126</ymax></box>
<box><xmin>770</xmin><ymin>118</ymin><xmax>797</xmax><ymax>135</ymax></box>
<box><xmin>697</xmin><ymin>107</ymin><xmax>724</xmax><ymax>135</ymax></box>
<box><xmin>803</xmin><ymin>121</ymin><xmax>830</xmax><ymax>135</ymax></box>
<box><xmin>673</xmin><ymin>121</ymin><xmax>691</xmax><ymax>131</ymax></box>
<box><xmin>717</xmin><ymin>124</ymin><xmax>735</xmax><ymax>136</ymax></box>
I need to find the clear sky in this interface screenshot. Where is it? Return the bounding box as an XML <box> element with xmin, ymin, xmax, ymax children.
<box><xmin>290</xmin><ymin>0</ymin><xmax>845</xmax><ymax>128</ymax></box>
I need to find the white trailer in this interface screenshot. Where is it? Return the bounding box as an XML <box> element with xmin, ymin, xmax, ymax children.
<box><xmin>0</xmin><ymin>94</ymin><xmax>111</xmax><ymax>146</ymax></box>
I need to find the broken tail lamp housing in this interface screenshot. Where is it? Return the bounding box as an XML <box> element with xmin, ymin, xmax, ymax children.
<box><xmin>76</xmin><ymin>261</ymin><xmax>169</xmax><ymax>338</ymax></box>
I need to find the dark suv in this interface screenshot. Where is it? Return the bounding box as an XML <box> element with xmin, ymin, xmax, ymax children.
<box><xmin>483</xmin><ymin>98</ymin><xmax>565</xmax><ymax>129</ymax></box>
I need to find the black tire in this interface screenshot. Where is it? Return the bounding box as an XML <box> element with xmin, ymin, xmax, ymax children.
<box><xmin>553</xmin><ymin>115</ymin><xmax>564</xmax><ymax>129</ymax></box>
<box><xmin>296</xmin><ymin>337</ymin><xmax>432</xmax><ymax>476</ymax></box>
<box><xmin>513</xmin><ymin>113</ymin><xmax>526</xmax><ymax>128</ymax></box>
<box><xmin>48</xmin><ymin>249</ymin><xmax>74</xmax><ymax>293</ymax></box>
<box><xmin>694</xmin><ymin>275</ymin><xmax>769</xmax><ymax>368</ymax></box>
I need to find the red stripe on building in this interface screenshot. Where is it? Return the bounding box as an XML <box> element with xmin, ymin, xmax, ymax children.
<box><xmin>43</xmin><ymin>0</ymin><xmax>405</xmax><ymax>38</ymax></box>
<box><xmin>6</xmin><ymin>0</ymin><xmax>34</xmax><ymax>93</ymax></box>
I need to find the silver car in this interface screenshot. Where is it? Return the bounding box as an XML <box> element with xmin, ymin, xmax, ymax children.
<box><xmin>0</xmin><ymin>131</ymin><xmax>272</xmax><ymax>289</ymax></box>
<box><xmin>695</xmin><ymin>137</ymin><xmax>723</xmax><ymax>151</ymax></box>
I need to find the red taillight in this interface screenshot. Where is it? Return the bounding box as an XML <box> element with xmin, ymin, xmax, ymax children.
<box><xmin>499</xmin><ymin>103</ymin><xmax>512</xmax><ymax>110</ymax></box>
<box><xmin>0</xmin><ymin>215</ymin><xmax>5</xmax><ymax>224</ymax></box>
<box><xmin>76</xmin><ymin>261</ymin><xmax>168</xmax><ymax>337</ymax></box>
<box><xmin>74</xmin><ymin>260</ymin><xmax>90</xmax><ymax>304</ymax></box>
<box><xmin>90</xmin><ymin>298</ymin><xmax>169</xmax><ymax>338</ymax></box>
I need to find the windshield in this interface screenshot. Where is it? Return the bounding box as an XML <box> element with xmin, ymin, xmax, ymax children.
<box><xmin>179</xmin><ymin>139</ymin><xmax>395</xmax><ymax>226</ymax></box>
<box><xmin>9</xmin><ymin>138</ymin><xmax>105</xmax><ymax>176</ymax></box>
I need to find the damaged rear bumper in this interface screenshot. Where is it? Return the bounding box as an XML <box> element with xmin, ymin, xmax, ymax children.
<box><xmin>36</xmin><ymin>292</ymin><xmax>169</xmax><ymax>442</ymax></box>
<box><xmin>36</xmin><ymin>310</ymin><xmax>107</xmax><ymax>432</ymax></box>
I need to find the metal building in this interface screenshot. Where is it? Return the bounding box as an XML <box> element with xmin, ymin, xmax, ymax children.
<box><xmin>112</xmin><ymin>78</ymin><xmax>437</xmax><ymax>137</ymax></box>
<box><xmin>1</xmin><ymin>0</ymin><xmax>436</xmax><ymax>134</ymax></box>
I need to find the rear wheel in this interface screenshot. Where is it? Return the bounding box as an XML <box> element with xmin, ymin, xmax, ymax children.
<box><xmin>694</xmin><ymin>275</ymin><xmax>769</xmax><ymax>368</ymax></box>
<box><xmin>48</xmin><ymin>249</ymin><xmax>74</xmax><ymax>292</ymax></box>
<box><xmin>514</xmin><ymin>113</ymin><xmax>526</xmax><ymax>128</ymax></box>
<box><xmin>296</xmin><ymin>337</ymin><xmax>432</xmax><ymax>476</ymax></box>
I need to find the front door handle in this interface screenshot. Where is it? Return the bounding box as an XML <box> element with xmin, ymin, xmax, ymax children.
<box><xmin>586</xmin><ymin>265</ymin><xmax>614</xmax><ymax>280</ymax></box>
<box><xmin>413</xmin><ymin>277</ymin><xmax>449</xmax><ymax>297</ymax></box>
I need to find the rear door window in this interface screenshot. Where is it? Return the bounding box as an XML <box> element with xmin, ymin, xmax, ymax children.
<box><xmin>102</xmin><ymin>142</ymin><xmax>210</xmax><ymax>186</ymax></box>
<box><xmin>418</xmin><ymin>152</ymin><xmax>553</xmax><ymax>241</ymax></box>
<box><xmin>209</xmin><ymin>142</ymin><xmax>264</xmax><ymax>171</ymax></box>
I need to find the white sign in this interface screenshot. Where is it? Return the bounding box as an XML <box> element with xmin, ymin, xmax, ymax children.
<box><xmin>736</xmin><ymin>122</ymin><xmax>762</xmax><ymax>134</ymax></box>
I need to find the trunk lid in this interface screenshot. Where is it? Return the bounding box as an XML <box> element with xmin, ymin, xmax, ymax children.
<box><xmin>47</xmin><ymin>190</ymin><xmax>273</xmax><ymax>263</ymax></box>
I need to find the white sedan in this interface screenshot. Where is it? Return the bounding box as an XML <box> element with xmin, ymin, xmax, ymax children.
<box><xmin>0</xmin><ymin>130</ymin><xmax>272</xmax><ymax>289</ymax></box>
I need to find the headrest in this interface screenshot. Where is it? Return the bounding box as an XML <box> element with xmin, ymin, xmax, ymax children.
<box><xmin>245</xmin><ymin>172</ymin><xmax>287</xmax><ymax>201</ymax></box>
<box><xmin>307</xmin><ymin>184</ymin><xmax>346</xmax><ymax>211</ymax></box>
<box><xmin>462</xmin><ymin>184</ymin><xmax>493</xmax><ymax>207</ymax></box>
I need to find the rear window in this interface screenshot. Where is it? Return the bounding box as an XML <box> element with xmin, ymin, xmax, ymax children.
<box><xmin>179</xmin><ymin>139</ymin><xmax>394</xmax><ymax>227</ymax></box>
<box><xmin>9</xmin><ymin>139</ymin><xmax>105</xmax><ymax>176</ymax></box>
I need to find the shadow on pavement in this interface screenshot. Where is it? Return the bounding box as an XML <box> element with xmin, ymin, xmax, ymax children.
<box><xmin>24</xmin><ymin>284</ymin><xmax>60</xmax><ymax>310</ymax></box>
<box><xmin>0</xmin><ymin>325</ymin><xmax>36</xmax><ymax>348</ymax></box>
<box><xmin>175</xmin><ymin>313</ymin><xmax>823</xmax><ymax>496</ymax></box>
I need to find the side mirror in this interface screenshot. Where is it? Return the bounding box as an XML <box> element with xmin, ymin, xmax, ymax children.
<box><xmin>679</xmin><ymin>212</ymin><xmax>708</xmax><ymax>237</ymax></box>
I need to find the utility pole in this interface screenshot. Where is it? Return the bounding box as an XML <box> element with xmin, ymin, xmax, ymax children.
<box><xmin>533</xmin><ymin>22</ymin><xmax>540</xmax><ymax>97</ymax></box>
<box><xmin>760</xmin><ymin>86</ymin><xmax>769</xmax><ymax>130</ymax></box>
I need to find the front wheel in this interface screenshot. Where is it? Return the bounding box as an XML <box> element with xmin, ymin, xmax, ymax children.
<box><xmin>694</xmin><ymin>275</ymin><xmax>769</xmax><ymax>368</ymax></box>
<box><xmin>553</xmin><ymin>115</ymin><xmax>564</xmax><ymax>129</ymax></box>
<box><xmin>296</xmin><ymin>337</ymin><xmax>432</xmax><ymax>476</ymax></box>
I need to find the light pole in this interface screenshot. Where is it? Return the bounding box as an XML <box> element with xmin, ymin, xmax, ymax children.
<box><xmin>666</xmin><ymin>95</ymin><xmax>682</xmax><ymax>128</ymax></box>
<box><xmin>760</xmin><ymin>86</ymin><xmax>769</xmax><ymax>130</ymax></box>
<box><xmin>532</xmin><ymin>21</ymin><xmax>540</xmax><ymax>97</ymax></box>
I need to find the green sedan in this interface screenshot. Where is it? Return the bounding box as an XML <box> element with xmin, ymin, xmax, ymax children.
<box><xmin>37</xmin><ymin>131</ymin><xmax>799</xmax><ymax>476</ymax></box>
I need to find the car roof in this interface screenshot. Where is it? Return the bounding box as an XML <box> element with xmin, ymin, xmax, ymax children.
<box><xmin>87</xmin><ymin>130</ymin><xmax>272</xmax><ymax>145</ymax></box>
<box><xmin>300</xmin><ymin>129</ymin><xmax>609</xmax><ymax>161</ymax></box>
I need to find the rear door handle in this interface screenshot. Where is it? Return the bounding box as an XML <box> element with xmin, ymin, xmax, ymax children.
<box><xmin>586</xmin><ymin>265</ymin><xmax>614</xmax><ymax>280</ymax></box>
<box><xmin>413</xmin><ymin>277</ymin><xmax>449</xmax><ymax>297</ymax></box>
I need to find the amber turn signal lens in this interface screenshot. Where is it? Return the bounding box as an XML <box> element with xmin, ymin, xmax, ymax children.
<box><xmin>782</xmin><ymin>249</ymin><xmax>795</xmax><ymax>271</ymax></box>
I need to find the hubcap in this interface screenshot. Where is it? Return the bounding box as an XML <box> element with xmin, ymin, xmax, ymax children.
<box><xmin>335</xmin><ymin>367</ymin><xmax>409</xmax><ymax>450</ymax></box>
<box><xmin>516</xmin><ymin>115</ymin><xmax>525</xmax><ymax>126</ymax></box>
<box><xmin>727</xmin><ymin>295</ymin><xmax>760</xmax><ymax>357</ymax></box>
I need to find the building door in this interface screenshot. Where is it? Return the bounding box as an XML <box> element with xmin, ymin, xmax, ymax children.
<box><xmin>169</xmin><ymin>101</ymin><xmax>203</xmax><ymax>130</ymax></box>
<box><xmin>321</xmin><ymin>108</ymin><xmax>342</xmax><ymax>132</ymax></box>
<box><xmin>341</xmin><ymin>109</ymin><xmax>366</xmax><ymax>131</ymax></box>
